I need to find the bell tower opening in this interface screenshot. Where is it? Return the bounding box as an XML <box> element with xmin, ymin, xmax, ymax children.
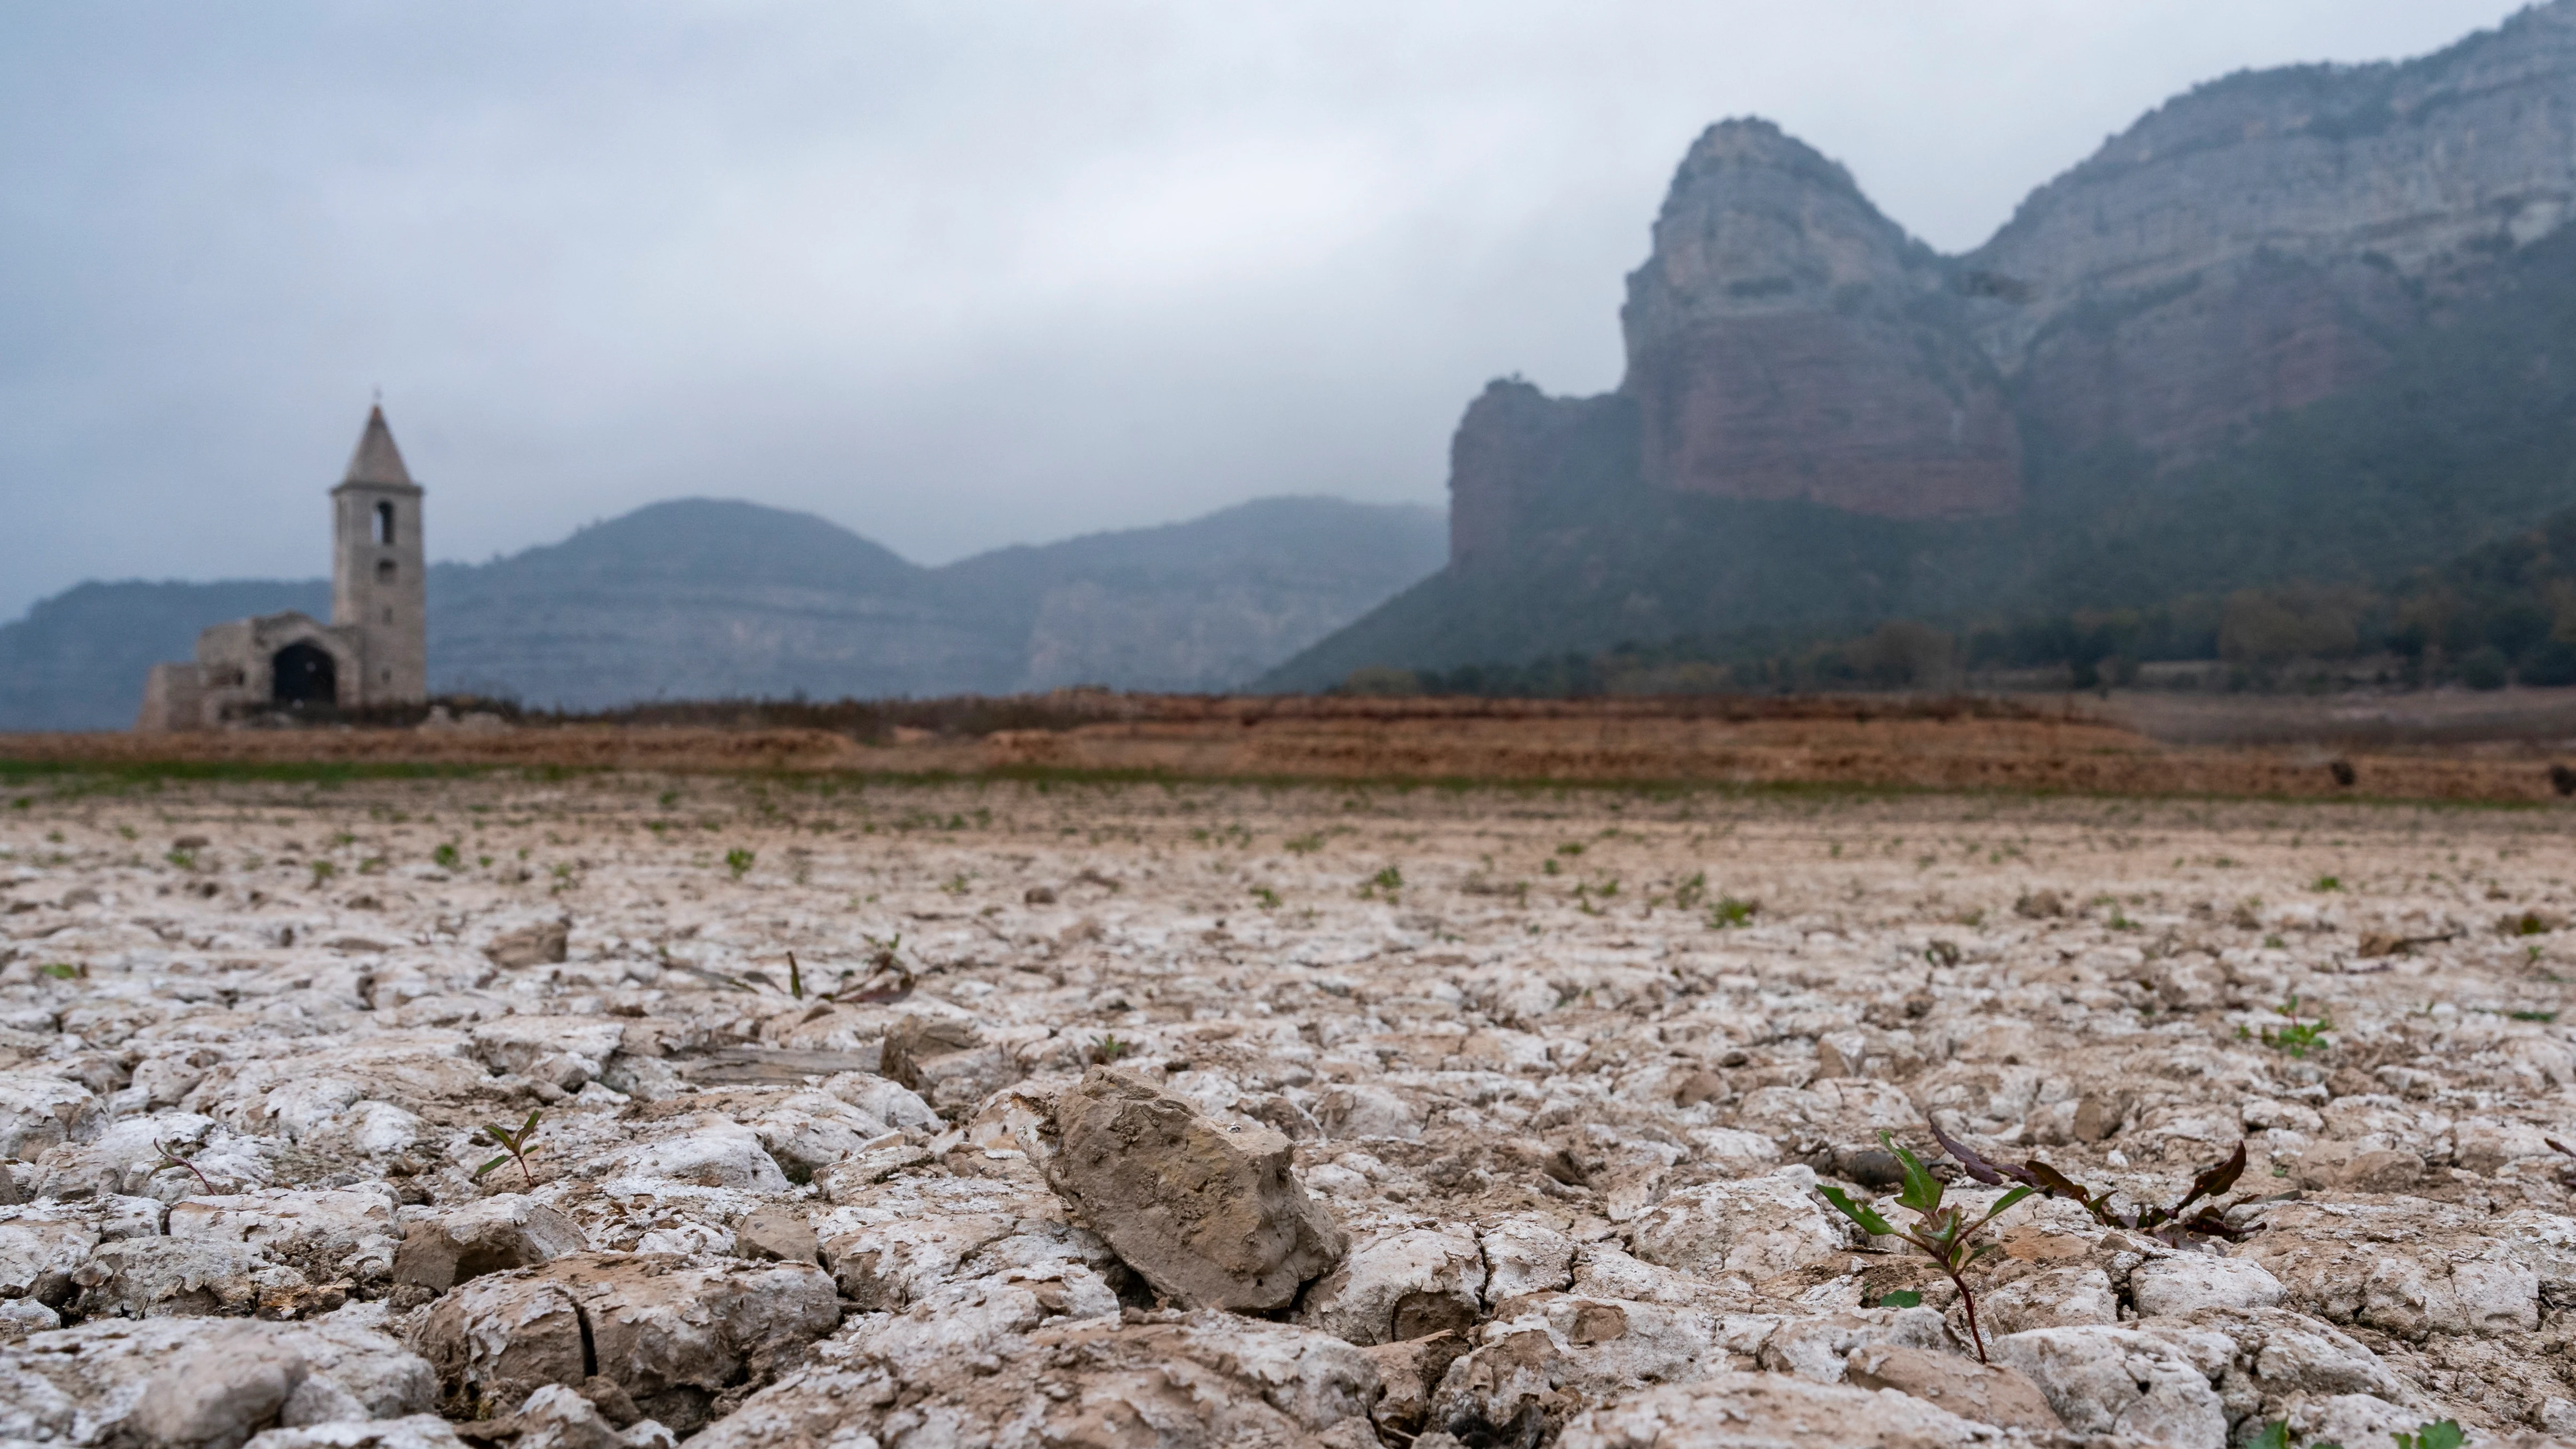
<box><xmin>272</xmin><ymin>642</ymin><xmax>337</xmax><ymax>706</ymax></box>
<box><xmin>375</xmin><ymin>500</ymin><xmax>396</xmax><ymax>545</ymax></box>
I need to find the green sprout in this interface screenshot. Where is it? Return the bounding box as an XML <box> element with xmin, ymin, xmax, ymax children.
<box><xmin>472</xmin><ymin>1110</ymin><xmax>543</xmax><ymax>1188</ymax></box>
<box><xmin>432</xmin><ymin>842</ymin><xmax>462</xmax><ymax>870</ymax></box>
<box><xmin>2391</xmin><ymin>1421</ymin><xmax>2464</xmax><ymax>1449</ymax></box>
<box><xmin>724</xmin><ymin>848</ymin><xmax>755</xmax><ymax>880</ymax></box>
<box><xmin>1249</xmin><ymin>886</ymin><xmax>1282</xmax><ymax>910</ymax></box>
<box><xmin>1875</xmin><ymin>1289</ymin><xmax>1924</xmax><ymax>1308</ymax></box>
<box><xmin>2240</xmin><ymin>995</ymin><xmax>2334</xmax><ymax>1057</ymax></box>
<box><xmin>1089</xmin><ymin>1034</ymin><xmax>1131</xmax><ymax>1065</ymax></box>
<box><xmin>310</xmin><ymin>860</ymin><xmax>337</xmax><ymax>888</ymax></box>
<box><xmin>1284</xmin><ymin>832</ymin><xmax>1324</xmax><ymax>855</ymax></box>
<box><xmin>2311</xmin><ymin>875</ymin><xmax>2342</xmax><ymax>893</ymax></box>
<box><xmin>787</xmin><ymin>950</ymin><xmax>805</xmax><ymax>1001</ymax></box>
<box><xmin>36</xmin><ymin>962</ymin><xmax>81</xmax><ymax>981</ymax></box>
<box><xmin>1816</xmin><ymin>1131</ymin><xmax>2031</xmax><ymax>1363</ymax></box>
<box><xmin>1710</xmin><ymin>896</ymin><xmax>1757</xmax><ymax>929</ymax></box>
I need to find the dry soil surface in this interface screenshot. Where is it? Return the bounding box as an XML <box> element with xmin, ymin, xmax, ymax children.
<box><xmin>4</xmin><ymin>772</ymin><xmax>2576</xmax><ymax>1448</ymax></box>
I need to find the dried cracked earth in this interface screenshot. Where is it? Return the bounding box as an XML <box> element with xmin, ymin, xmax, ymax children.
<box><xmin>4</xmin><ymin>770</ymin><xmax>2576</xmax><ymax>1449</ymax></box>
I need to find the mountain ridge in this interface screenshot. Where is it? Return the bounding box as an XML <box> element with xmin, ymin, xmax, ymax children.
<box><xmin>0</xmin><ymin>495</ymin><xmax>1443</xmax><ymax>727</ymax></box>
<box><xmin>1267</xmin><ymin>0</ymin><xmax>2576</xmax><ymax>690</ymax></box>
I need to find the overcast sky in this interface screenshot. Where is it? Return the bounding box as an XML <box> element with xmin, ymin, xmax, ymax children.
<box><xmin>0</xmin><ymin>1</ymin><xmax>2534</xmax><ymax>623</ymax></box>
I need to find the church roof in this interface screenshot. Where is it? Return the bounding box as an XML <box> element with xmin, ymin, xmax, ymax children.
<box><xmin>341</xmin><ymin>405</ymin><xmax>416</xmax><ymax>488</ymax></box>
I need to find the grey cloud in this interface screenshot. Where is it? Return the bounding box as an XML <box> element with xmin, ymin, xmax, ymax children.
<box><xmin>0</xmin><ymin>0</ymin><xmax>2528</xmax><ymax>621</ymax></box>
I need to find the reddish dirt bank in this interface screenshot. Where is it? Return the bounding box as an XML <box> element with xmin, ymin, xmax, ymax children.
<box><xmin>6</xmin><ymin>694</ymin><xmax>2575</xmax><ymax>803</ymax></box>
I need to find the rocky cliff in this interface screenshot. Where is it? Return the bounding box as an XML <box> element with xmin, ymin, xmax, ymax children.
<box><xmin>1968</xmin><ymin>1</ymin><xmax>2576</xmax><ymax>462</ymax></box>
<box><xmin>1450</xmin><ymin>0</ymin><xmax>2576</xmax><ymax>561</ymax></box>
<box><xmin>1619</xmin><ymin>121</ymin><xmax>2021</xmax><ymax>521</ymax></box>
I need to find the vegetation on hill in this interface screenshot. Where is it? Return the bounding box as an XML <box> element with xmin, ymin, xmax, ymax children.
<box><xmin>1268</xmin><ymin>225</ymin><xmax>2576</xmax><ymax>695</ymax></box>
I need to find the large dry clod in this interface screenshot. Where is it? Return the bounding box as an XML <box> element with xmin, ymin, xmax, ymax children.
<box><xmin>1044</xmin><ymin>1066</ymin><xmax>1346</xmax><ymax>1313</ymax></box>
<box><xmin>0</xmin><ymin>1315</ymin><xmax>435</xmax><ymax>1449</ymax></box>
<box><xmin>692</xmin><ymin>1306</ymin><xmax>1383</xmax><ymax>1449</ymax></box>
<box><xmin>391</xmin><ymin>1194</ymin><xmax>589</xmax><ymax>1293</ymax></box>
<box><xmin>419</xmin><ymin>1252</ymin><xmax>840</xmax><ymax>1431</ymax></box>
<box><xmin>1553</xmin><ymin>1369</ymin><xmax>2002</xmax><ymax>1448</ymax></box>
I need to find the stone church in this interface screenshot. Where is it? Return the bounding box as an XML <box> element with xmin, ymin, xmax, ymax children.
<box><xmin>136</xmin><ymin>407</ymin><xmax>429</xmax><ymax>730</ymax></box>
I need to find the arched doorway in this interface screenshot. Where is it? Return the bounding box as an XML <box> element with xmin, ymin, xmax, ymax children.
<box><xmin>272</xmin><ymin>642</ymin><xmax>337</xmax><ymax>706</ymax></box>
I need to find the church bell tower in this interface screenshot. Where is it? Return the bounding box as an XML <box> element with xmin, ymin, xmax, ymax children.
<box><xmin>330</xmin><ymin>405</ymin><xmax>428</xmax><ymax>705</ymax></box>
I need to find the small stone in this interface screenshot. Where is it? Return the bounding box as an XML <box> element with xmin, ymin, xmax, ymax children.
<box><xmin>1044</xmin><ymin>1066</ymin><xmax>1346</xmax><ymax>1312</ymax></box>
<box><xmin>484</xmin><ymin>920</ymin><xmax>570</xmax><ymax>969</ymax></box>
<box><xmin>733</xmin><ymin>1206</ymin><xmax>819</xmax><ymax>1265</ymax></box>
<box><xmin>1361</xmin><ymin>1330</ymin><xmax>1469</xmax><ymax>1436</ymax></box>
<box><xmin>878</xmin><ymin>1014</ymin><xmax>982</xmax><ymax>1093</ymax></box>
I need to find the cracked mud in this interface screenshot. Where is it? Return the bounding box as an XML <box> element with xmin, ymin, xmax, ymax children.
<box><xmin>5</xmin><ymin>772</ymin><xmax>2576</xmax><ymax>1447</ymax></box>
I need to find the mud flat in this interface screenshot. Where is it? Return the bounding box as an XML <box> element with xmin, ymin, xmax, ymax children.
<box><xmin>4</xmin><ymin>770</ymin><xmax>2576</xmax><ymax>1446</ymax></box>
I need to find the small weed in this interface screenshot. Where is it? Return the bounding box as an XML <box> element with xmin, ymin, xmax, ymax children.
<box><xmin>2241</xmin><ymin>995</ymin><xmax>2334</xmax><ymax>1057</ymax></box>
<box><xmin>1710</xmin><ymin>896</ymin><xmax>1757</xmax><ymax>929</ymax></box>
<box><xmin>2510</xmin><ymin>1008</ymin><xmax>2558</xmax><ymax>1022</ymax></box>
<box><xmin>658</xmin><ymin>790</ymin><xmax>680</xmax><ymax>808</ymax></box>
<box><xmin>787</xmin><ymin>950</ymin><xmax>804</xmax><ymax>1001</ymax></box>
<box><xmin>941</xmin><ymin>872</ymin><xmax>971</xmax><ymax>896</ymax></box>
<box><xmin>1673</xmin><ymin>871</ymin><xmax>1707</xmax><ymax>910</ymax></box>
<box><xmin>725</xmin><ymin>848</ymin><xmax>756</xmax><ymax>880</ymax></box>
<box><xmin>2391</xmin><ymin>1421</ymin><xmax>2464</xmax><ymax>1449</ymax></box>
<box><xmin>1359</xmin><ymin>865</ymin><xmax>1403</xmax><ymax>900</ymax></box>
<box><xmin>1930</xmin><ymin>1120</ymin><xmax>2267</xmax><ymax>1248</ymax></box>
<box><xmin>1542</xmin><ymin>858</ymin><xmax>1562</xmax><ymax>876</ymax></box>
<box><xmin>116</xmin><ymin>824</ymin><xmax>137</xmax><ymax>840</ymax></box>
<box><xmin>2262</xmin><ymin>933</ymin><xmax>2287</xmax><ymax>950</ymax></box>
<box><xmin>1284</xmin><ymin>832</ymin><xmax>1324</xmax><ymax>855</ymax></box>
<box><xmin>37</xmin><ymin>962</ymin><xmax>83</xmax><ymax>981</ymax></box>
<box><xmin>1924</xmin><ymin>940</ymin><xmax>1962</xmax><ymax>968</ymax></box>
<box><xmin>1249</xmin><ymin>886</ymin><xmax>1281</xmax><ymax>910</ymax></box>
<box><xmin>432</xmin><ymin>842</ymin><xmax>462</xmax><ymax>871</ymax></box>
<box><xmin>472</xmin><ymin>1109</ymin><xmax>543</xmax><ymax>1188</ymax></box>
<box><xmin>840</xmin><ymin>935</ymin><xmax>915</xmax><ymax>1003</ymax></box>
<box><xmin>1816</xmin><ymin>1131</ymin><xmax>2029</xmax><ymax>1362</ymax></box>
<box><xmin>152</xmin><ymin>1139</ymin><xmax>217</xmax><ymax>1195</ymax></box>
<box><xmin>1089</xmin><ymin>1034</ymin><xmax>1131</xmax><ymax>1065</ymax></box>
<box><xmin>2311</xmin><ymin>875</ymin><xmax>2342</xmax><ymax>893</ymax></box>
<box><xmin>165</xmin><ymin>847</ymin><xmax>197</xmax><ymax>870</ymax></box>
<box><xmin>1875</xmin><ymin>1289</ymin><xmax>1924</xmax><ymax>1308</ymax></box>
<box><xmin>1556</xmin><ymin>842</ymin><xmax>1585</xmax><ymax>857</ymax></box>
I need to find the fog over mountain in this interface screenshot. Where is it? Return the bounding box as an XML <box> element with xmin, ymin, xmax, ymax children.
<box><xmin>1268</xmin><ymin>1</ymin><xmax>2576</xmax><ymax>689</ymax></box>
<box><xmin>0</xmin><ymin>496</ymin><xmax>1443</xmax><ymax>728</ymax></box>
<box><xmin>0</xmin><ymin>3</ymin><xmax>2522</xmax><ymax>627</ymax></box>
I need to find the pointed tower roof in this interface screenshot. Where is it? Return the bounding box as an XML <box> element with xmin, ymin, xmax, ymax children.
<box><xmin>340</xmin><ymin>405</ymin><xmax>417</xmax><ymax>488</ymax></box>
